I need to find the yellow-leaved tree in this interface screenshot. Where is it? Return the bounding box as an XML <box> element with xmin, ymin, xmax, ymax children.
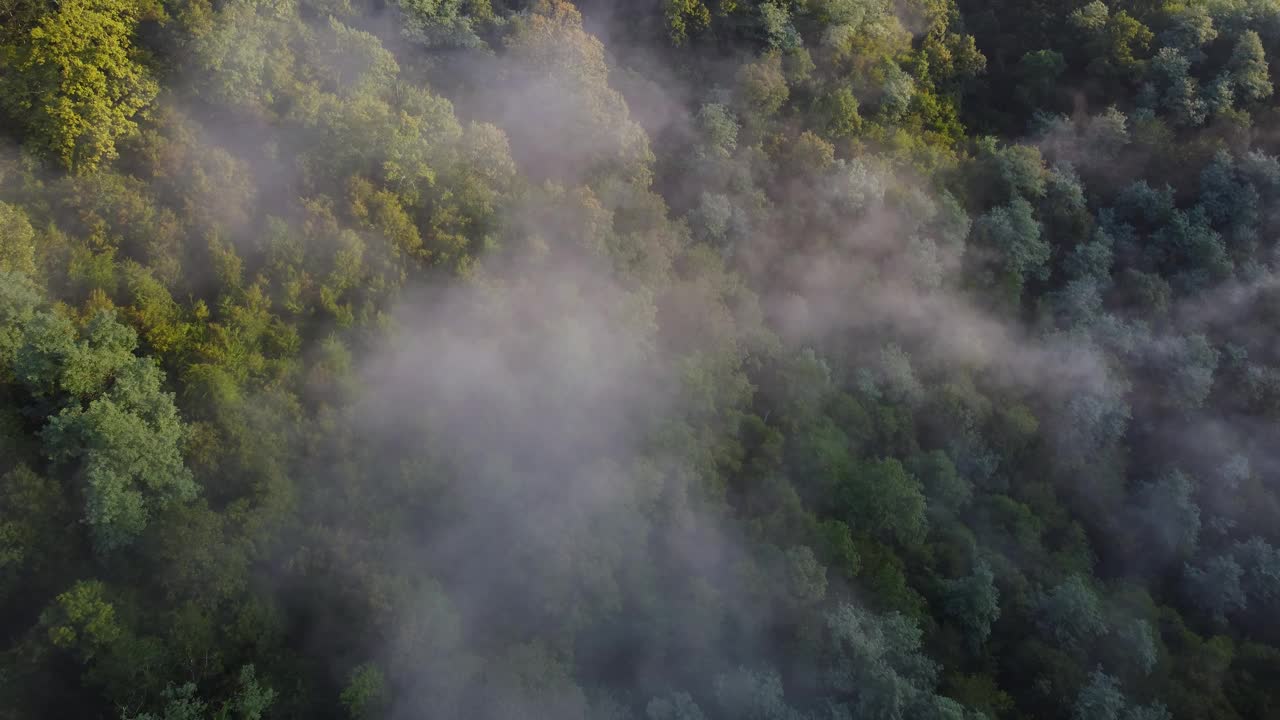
<box><xmin>0</xmin><ymin>0</ymin><xmax>158</xmax><ymax>172</ymax></box>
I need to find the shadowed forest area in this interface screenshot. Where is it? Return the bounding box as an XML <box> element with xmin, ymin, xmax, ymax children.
<box><xmin>2</xmin><ymin>0</ymin><xmax>1280</xmax><ymax>717</ymax></box>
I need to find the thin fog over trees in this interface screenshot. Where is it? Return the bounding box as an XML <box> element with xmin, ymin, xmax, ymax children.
<box><xmin>2</xmin><ymin>0</ymin><xmax>1280</xmax><ymax>718</ymax></box>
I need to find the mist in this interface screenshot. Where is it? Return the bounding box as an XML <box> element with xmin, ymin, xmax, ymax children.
<box><xmin>5</xmin><ymin>1</ymin><xmax>1280</xmax><ymax>719</ymax></box>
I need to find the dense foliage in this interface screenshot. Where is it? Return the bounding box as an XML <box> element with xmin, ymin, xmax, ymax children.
<box><xmin>2</xmin><ymin>0</ymin><xmax>1280</xmax><ymax>717</ymax></box>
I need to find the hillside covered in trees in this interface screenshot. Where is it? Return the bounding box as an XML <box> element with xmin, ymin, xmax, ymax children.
<box><xmin>3</xmin><ymin>0</ymin><xmax>1280</xmax><ymax>717</ymax></box>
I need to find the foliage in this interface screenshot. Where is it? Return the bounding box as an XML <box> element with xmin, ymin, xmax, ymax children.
<box><xmin>1</xmin><ymin>0</ymin><xmax>1280</xmax><ymax>718</ymax></box>
<box><xmin>0</xmin><ymin>0</ymin><xmax>158</xmax><ymax>172</ymax></box>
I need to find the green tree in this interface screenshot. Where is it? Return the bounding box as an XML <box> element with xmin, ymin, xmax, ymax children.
<box><xmin>1016</xmin><ymin>50</ymin><xmax>1065</xmax><ymax>109</ymax></box>
<box><xmin>712</xmin><ymin>667</ymin><xmax>799</xmax><ymax>720</ymax></box>
<box><xmin>1233</xmin><ymin>538</ymin><xmax>1280</xmax><ymax>610</ymax></box>
<box><xmin>1183</xmin><ymin>554</ymin><xmax>1247</xmax><ymax>622</ymax></box>
<box><xmin>664</xmin><ymin>0</ymin><xmax>711</xmax><ymax>47</ymax></box>
<box><xmin>1128</xmin><ymin>470</ymin><xmax>1201</xmax><ymax>564</ymax></box>
<box><xmin>1035</xmin><ymin>576</ymin><xmax>1106</xmax><ymax>651</ymax></box>
<box><xmin>39</xmin><ymin>579</ymin><xmax>122</xmax><ymax>661</ymax></box>
<box><xmin>123</xmin><ymin>665</ymin><xmax>275</xmax><ymax>720</ymax></box>
<box><xmin>822</xmin><ymin>603</ymin><xmax>950</xmax><ymax>719</ymax></box>
<box><xmin>1072</xmin><ymin>669</ymin><xmax>1170</xmax><ymax>720</ymax></box>
<box><xmin>972</xmin><ymin>196</ymin><xmax>1049</xmax><ymax>292</ymax></box>
<box><xmin>0</xmin><ymin>202</ymin><xmax>36</xmax><ymax>275</ymax></box>
<box><xmin>1148</xmin><ymin>48</ymin><xmax>1207</xmax><ymax>127</ymax></box>
<box><xmin>398</xmin><ymin>0</ymin><xmax>492</xmax><ymax>49</ymax></box>
<box><xmin>0</xmin><ymin>465</ymin><xmax>69</xmax><ymax>598</ymax></box>
<box><xmin>0</xmin><ymin>270</ymin><xmax>42</xmax><ymax>375</ymax></box>
<box><xmin>1069</xmin><ymin>3</ymin><xmax>1152</xmax><ymax>79</ymax></box>
<box><xmin>13</xmin><ymin>309</ymin><xmax>199</xmax><ymax>553</ymax></box>
<box><xmin>341</xmin><ymin>664</ymin><xmax>388</xmax><ymax>720</ymax></box>
<box><xmin>1230</xmin><ymin>30</ymin><xmax>1272</xmax><ymax>104</ymax></box>
<box><xmin>1158</xmin><ymin>5</ymin><xmax>1216</xmax><ymax>59</ymax></box>
<box><xmin>16</xmin><ymin>310</ymin><xmax>138</xmax><ymax>399</ymax></box>
<box><xmin>817</xmin><ymin>87</ymin><xmax>862</xmax><ymax>139</ymax></box>
<box><xmin>736</xmin><ymin>54</ymin><xmax>790</xmax><ymax>128</ymax></box>
<box><xmin>502</xmin><ymin>0</ymin><xmax>654</xmax><ymax>185</ymax></box>
<box><xmin>834</xmin><ymin>458</ymin><xmax>928</xmax><ymax>547</ymax></box>
<box><xmin>942</xmin><ymin>560</ymin><xmax>1000</xmax><ymax>650</ymax></box>
<box><xmin>0</xmin><ymin>0</ymin><xmax>159</xmax><ymax>172</ymax></box>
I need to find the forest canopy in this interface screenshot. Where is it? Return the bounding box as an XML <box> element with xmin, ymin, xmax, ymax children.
<box><xmin>2</xmin><ymin>0</ymin><xmax>1280</xmax><ymax>718</ymax></box>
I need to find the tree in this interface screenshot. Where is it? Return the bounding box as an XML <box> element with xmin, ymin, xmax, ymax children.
<box><xmin>1154</xmin><ymin>209</ymin><xmax>1230</xmax><ymax>289</ymax></box>
<box><xmin>501</xmin><ymin>0</ymin><xmax>654</xmax><ymax>185</ymax></box>
<box><xmin>1158</xmin><ymin>5</ymin><xmax>1216</xmax><ymax>59</ymax></box>
<box><xmin>1035</xmin><ymin>576</ymin><xmax>1106</xmax><ymax>650</ymax></box>
<box><xmin>1233</xmin><ymin>538</ymin><xmax>1280</xmax><ymax>610</ymax></box>
<box><xmin>1068</xmin><ymin>2</ymin><xmax>1107</xmax><ymax>35</ymax></box>
<box><xmin>123</xmin><ymin>665</ymin><xmax>276</xmax><ymax>720</ymax></box>
<box><xmin>1073</xmin><ymin>669</ymin><xmax>1170</xmax><ymax>720</ymax></box>
<box><xmin>976</xmin><ymin>140</ymin><xmax>1048</xmax><ymax>202</ymax></box>
<box><xmin>1184</xmin><ymin>554</ymin><xmax>1247</xmax><ymax>622</ymax></box>
<box><xmin>341</xmin><ymin>663</ymin><xmax>388</xmax><ymax>720</ymax></box>
<box><xmin>3</xmin><ymin>295</ymin><xmax>196</xmax><ymax>557</ymax></box>
<box><xmin>16</xmin><ymin>309</ymin><xmax>139</xmax><ymax>399</ymax></box>
<box><xmin>712</xmin><ymin>667</ymin><xmax>800</xmax><ymax>720</ymax></box>
<box><xmin>1069</xmin><ymin>4</ymin><xmax>1152</xmax><ymax>80</ymax></box>
<box><xmin>907</xmin><ymin>450</ymin><xmax>972</xmax><ymax>516</ymax></box>
<box><xmin>1113</xmin><ymin>619</ymin><xmax>1159</xmax><ymax>677</ymax></box>
<box><xmin>1073</xmin><ymin>669</ymin><xmax>1126</xmax><ymax>720</ymax></box>
<box><xmin>817</xmin><ymin>87</ymin><xmax>862</xmax><ymax>138</ymax></box>
<box><xmin>20</xmin><ymin>311</ymin><xmax>198</xmax><ymax>553</ymax></box>
<box><xmin>1016</xmin><ymin>50</ymin><xmax>1065</xmax><ymax>109</ymax></box>
<box><xmin>1063</xmin><ymin>228</ymin><xmax>1114</xmax><ymax>282</ymax></box>
<box><xmin>0</xmin><ymin>465</ymin><xmax>68</xmax><ymax>598</ymax></box>
<box><xmin>476</xmin><ymin>642</ymin><xmax>589</xmax><ymax>720</ymax></box>
<box><xmin>878</xmin><ymin>345</ymin><xmax>924</xmax><ymax>405</ymax></box>
<box><xmin>1230</xmin><ymin>30</ymin><xmax>1272</xmax><ymax>104</ymax></box>
<box><xmin>398</xmin><ymin>0</ymin><xmax>492</xmax><ymax>49</ymax></box>
<box><xmin>664</xmin><ymin>0</ymin><xmax>710</xmax><ymax>47</ymax></box>
<box><xmin>942</xmin><ymin>560</ymin><xmax>1000</xmax><ymax>650</ymax></box>
<box><xmin>1199</xmin><ymin>151</ymin><xmax>1259</xmax><ymax>233</ymax></box>
<box><xmin>0</xmin><ymin>202</ymin><xmax>36</xmax><ymax>275</ymax></box>
<box><xmin>1240</xmin><ymin>150</ymin><xmax>1280</xmax><ymax>198</ymax></box>
<box><xmin>877</xmin><ymin>63</ymin><xmax>916</xmax><ymax>121</ymax></box>
<box><xmin>784</xmin><ymin>545</ymin><xmax>828</xmax><ymax>606</ymax></box>
<box><xmin>1128</xmin><ymin>470</ymin><xmax>1201</xmax><ymax>564</ymax></box>
<box><xmin>39</xmin><ymin>579</ymin><xmax>122</xmax><ymax>661</ymax></box>
<box><xmin>834</xmin><ymin>458</ymin><xmax>928</xmax><ymax>547</ymax></box>
<box><xmin>1100</xmin><ymin>10</ymin><xmax>1152</xmax><ymax>77</ymax></box>
<box><xmin>736</xmin><ymin>54</ymin><xmax>790</xmax><ymax>128</ymax></box>
<box><xmin>822</xmin><ymin>603</ymin><xmax>954</xmax><ymax>720</ymax></box>
<box><xmin>695</xmin><ymin>103</ymin><xmax>740</xmax><ymax>159</ymax></box>
<box><xmin>1115</xmin><ymin>181</ymin><xmax>1174</xmax><ymax>229</ymax></box>
<box><xmin>1148</xmin><ymin>48</ymin><xmax>1207</xmax><ymax>126</ymax></box>
<box><xmin>972</xmin><ymin>196</ymin><xmax>1049</xmax><ymax>292</ymax></box>
<box><xmin>0</xmin><ymin>270</ymin><xmax>42</xmax><ymax>376</ymax></box>
<box><xmin>0</xmin><ymin>0</ymin><xmax>158</xmax><ymax>172</ymax></box>
<box><xmin>760</xmin><ymin>2</ymin><xmax>800</xmax><ymax>51</ymax></box>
